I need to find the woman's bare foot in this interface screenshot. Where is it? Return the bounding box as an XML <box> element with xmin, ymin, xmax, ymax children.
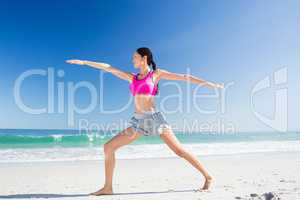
<box><xmin>201</xmin><ymin>176</ymin><xmax>213</xmax><ymax>190</ymax></box>
<box><xmin>89</xmin><ymin>186</ymin><xmax>113</xmax><ymax>196</ymax></box>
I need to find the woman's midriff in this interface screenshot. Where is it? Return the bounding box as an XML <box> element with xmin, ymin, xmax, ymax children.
<box><xmin>134</xmin><ymin>95</ymin><xmax>156</xmax><ymax>114</ymax></box>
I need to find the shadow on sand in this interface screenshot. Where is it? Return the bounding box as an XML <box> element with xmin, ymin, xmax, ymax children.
<box><xmin>0</xmin><ymin>189</ymin><xmax>199</xmax><ymax>198</ymax></box>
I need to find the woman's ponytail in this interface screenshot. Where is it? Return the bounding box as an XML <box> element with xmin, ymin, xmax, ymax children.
<box><xmin>151</xmin><ymin>60</ymin><xmax>157</xmax><ymax>71</ymax></box>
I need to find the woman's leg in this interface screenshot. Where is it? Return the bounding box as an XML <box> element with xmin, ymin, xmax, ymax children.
<box><xmin>90</xmin><ymin>127</ymin><xmax>142</xmax><ymax>195</ymax></box>
<box><xmin>159</xmin><ymin>128</ymin><xmax>213</xmax><ymax>190</ymax></box>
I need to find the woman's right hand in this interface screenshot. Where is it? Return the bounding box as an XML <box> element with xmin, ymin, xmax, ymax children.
<box><xmin>66</xmin><ymin>59</ymin><xmax>86</xmax><ymax>65</ymax></box>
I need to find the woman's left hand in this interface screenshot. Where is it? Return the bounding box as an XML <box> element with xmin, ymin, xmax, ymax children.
<box><xmin>214</xmin><ymin>83</ymin><xmax>224</xmax><ymax>89</ymax></box>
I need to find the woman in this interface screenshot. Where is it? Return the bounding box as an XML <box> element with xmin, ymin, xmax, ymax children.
<box><xmin>66</xmin><ymin>47</ymin><xmax>223</xmax><ymax>196</ymax></box>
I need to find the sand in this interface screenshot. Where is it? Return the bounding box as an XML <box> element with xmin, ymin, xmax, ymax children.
<box><xmin>1</xmin><ymin>151</ymin><xmax>300</xmax><ymax>200</ymax></box>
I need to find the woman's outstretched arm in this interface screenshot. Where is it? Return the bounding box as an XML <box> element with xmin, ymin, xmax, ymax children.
<box><xmin>66</xmin><ymin>59</ymin><xmax>134</xmax><ymax>82</ymax></box>
<box><xmin>157</xmin><ymin>68</ymin><xmax>224</xmax><ymax>89</ymax></box>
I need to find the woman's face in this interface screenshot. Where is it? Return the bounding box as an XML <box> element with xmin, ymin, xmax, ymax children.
<box><xmin>132</xmin><ymin>52</ymin><xmax>147</xmax><ymax>68</ymax></box>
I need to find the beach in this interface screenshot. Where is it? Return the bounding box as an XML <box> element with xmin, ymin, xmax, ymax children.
<box><xmin>2</xmin><ymin>0</ymin><xmax>300</xmax><ymax>199</ymax></box>
<box><xmin>1</xmin><ymin>151</ymin><xmax>300</xmax><ymax>200</ymax></box>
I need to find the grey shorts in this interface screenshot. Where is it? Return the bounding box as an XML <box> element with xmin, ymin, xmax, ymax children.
<box><xmin>128</xmin><ymin>110</ymin><xmax>172</xmax><ymax>136</ymax></box>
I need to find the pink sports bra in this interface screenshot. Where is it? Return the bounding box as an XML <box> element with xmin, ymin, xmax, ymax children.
<box><xmin>129</xmin><ymin>70</ymin><xmax>158</xmax><ymax>96</ymax></box>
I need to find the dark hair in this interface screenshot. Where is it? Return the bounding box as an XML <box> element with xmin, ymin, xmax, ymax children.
<box><xmin>136</xmin><ymin>47</ymin><xmax>159</xmax><ymax>95</ymax></box>
<box><xmin>136</xmin><ymin>47</ymin><xmax>157</xmax><ymax>70</ymax></box>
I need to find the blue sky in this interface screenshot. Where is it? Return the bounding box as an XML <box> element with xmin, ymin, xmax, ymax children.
<box><xmin>0</xmin><ymin>0</ymin><xmax>299</xmax><ymax>132</ymax></box>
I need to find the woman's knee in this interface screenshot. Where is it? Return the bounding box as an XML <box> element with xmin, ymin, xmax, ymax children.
<box><xmin>174</xmin><ymin>148</ymin><xmax>188</xmax><ymax>157</ymax></box>
<box><xmin>103</xmin><ymin>143</ymin><xmax>116</xmax><ymax>155</ymax></box>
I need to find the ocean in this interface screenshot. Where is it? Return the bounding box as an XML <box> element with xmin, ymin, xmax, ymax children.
<box><xmin>0</xmin><ymin>129</ymin><xmax>300</xmax><ymax>163</ymax></box>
